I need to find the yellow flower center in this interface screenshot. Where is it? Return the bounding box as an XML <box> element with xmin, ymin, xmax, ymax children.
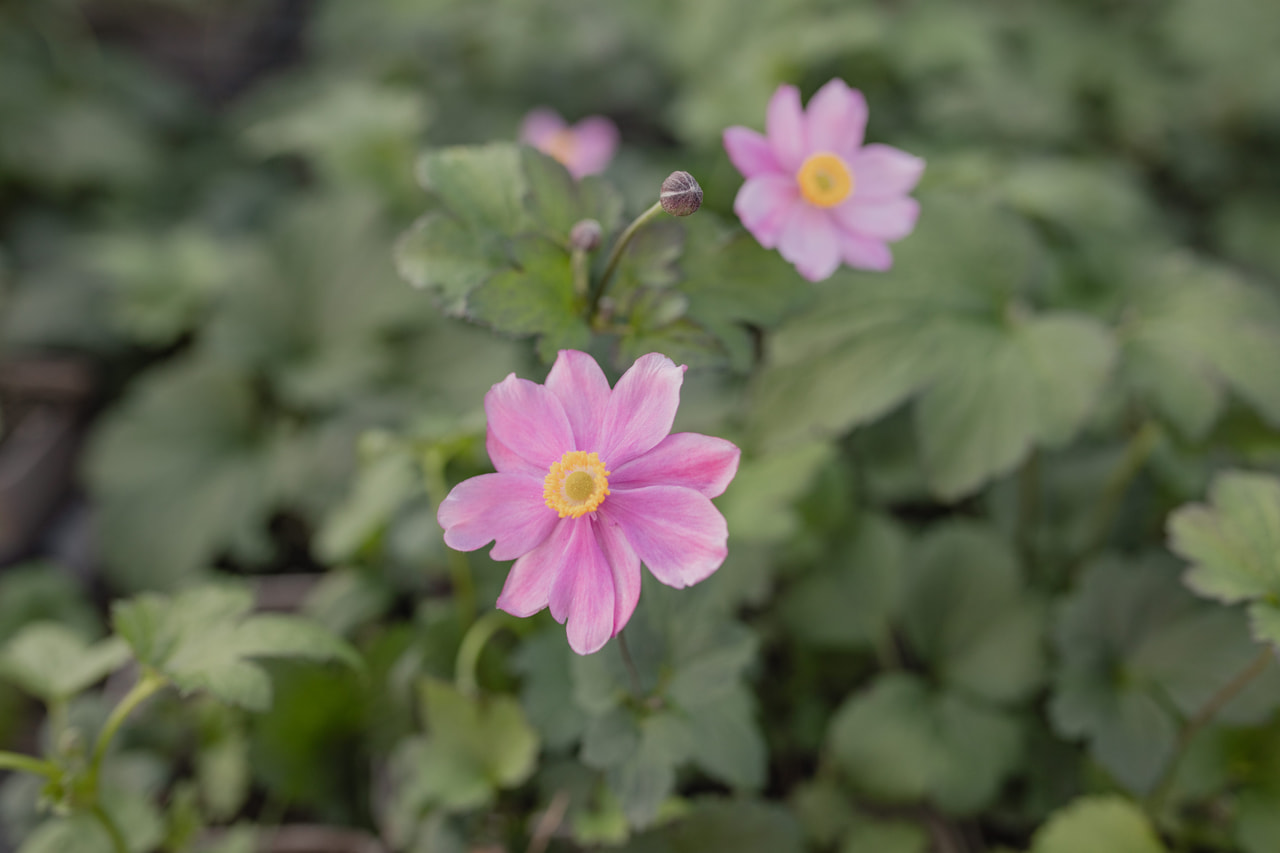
<box><xmin>544</xmin><ymin>129</ymin><xmax>577</xmax><ymax>167</ymax></box>
<box><xmin>796</xmin><ymin>152</ymin><xmax>854</xmax><ymax>208</ymax></box>
<box><xmin>543</xmin><ymin>450</ymin><xmax>610</xmax><ymax>518</ymax></box>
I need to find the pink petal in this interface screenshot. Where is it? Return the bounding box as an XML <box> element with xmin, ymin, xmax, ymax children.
<box><xmin>519</xmin><ymin>108</ymin><xmax>567</xmax><ymax>147</ymax></box>
<box><xmin>766</xmin><ymin>85</ymin><xmax>807</xmax><ymax>172</ymax></box>
<box><xmin>838</xmin><ymin>231</ymin><xmax>894</xmax><ymax>271</ymax></box>
<box><xmin>496</xmin><ymin>518</ymin><xmax>572</xmax><ymax>617</ymax></box>
<box><xmin>610</xmin><ymin>433</ymin><xmax>741</xmax><ymax>498</ymax></box>
<box><xmin>831</xmin><ymin>197</ymin><xmax>920</xmax><ymax>242</ymax></box>
<box><xmin>848</xmin><ymin>144</ymin><xmax>925</xmax><ymax>200</ymax></box>
<box><xmin>723</xmin><ymin>126</ymin><xmax>782</xmax><ymax>177</ymax></box>
<box><xmin>485</xmin><ymin>373</ymin><xmax>575</xmax><ymax>472</ymax></box>
<box><xmin>438</xmin><ymin>473</ymin><xmax>557</xmax><ymax>559</ymax></box>
<box><xmin>545</xmin><ymin>349</ymin><xmax>611</xmax><ymax>451</ymax></box>
<box><xmin>735</xmin><ymin>175</ymin><xmax>801</xmax><ymax>250</ymax></box>
<box><xmin>599</xmin><ymin>353</ymin><xmax>685</xmax><ymax>468</ymax></box>
<box><xmin>595</xmin><ymin>516</ymin><xmax>641</xmax><ymax>636</ymax></box>
<box><xmin>602</xmin><ymin>486</ymin><xmax>728</xmax><ymax>589</ymax></box>
<box><xmin>565</xmin><ymin>116</ymin><xmax>619</xmax><ymax>178</ymax></box>
<box><xmin>778</xmin><ymin>205</ymin><xmax>842</xmax><ymax>282</ymax></box>
<box><xmin>548</xmin><ymin>519</ymin><xmax>616</xmax><ymax>654</ymax></box>
<box><xmin>805</xmin><ymin>79</ymin><xmax>867</xmax><ymax>158</ymax></box>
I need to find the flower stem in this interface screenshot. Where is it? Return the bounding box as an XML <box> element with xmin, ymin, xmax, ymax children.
<box><xmin>0</xmin><ymin>750</ymin><xmax>58</xmax><ymax>778</ymax></box>
<box><xmin>1081</xmin><ymin>419</ymin><xmax>1162</xmax><ymax>562</ymax></box>
<box><xmin>571</xmin><ymin>247</ymin><xmax>590</xmax><ymax>300</ymax></box>
<box><xmin>455</xmin><ymin>610</ymin><xmax>512</xmax><ymax>698</ymax></box>
<box><xmin>91</xmin><ymin>803</ymin><xmax>129</xmax><ymax>853</ymax></box>
<box><xmin>616</xmin><ymin>629</ymin><xmax>644</xmax><ymax>698</ymax></box>
<box><xmin>591</xmin><ymin>201</ymin><xmax>665</xmax><ymax>318</ymax></box>
<box><xmin>88</xmin><ymin>671</ymin><xmax>165</xmax><ymax>794</ymax></box>
<box><xmin>1146</xmin><ymin>647</ymin><xmax>1275</xmax><ymax>816</ymax></box>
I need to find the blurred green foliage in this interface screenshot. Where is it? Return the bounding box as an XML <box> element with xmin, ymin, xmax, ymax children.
<box><xmin>0</xmin><ymin>0</ymin><xmax>1278</xmax><ymax>850</ymax></box>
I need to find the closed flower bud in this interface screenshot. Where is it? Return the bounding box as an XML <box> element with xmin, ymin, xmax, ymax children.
<box><xmin>660</xmin><ymin>170</ymin><xmax>702</xmax><ymax>216</ymax></box>
<box><xmin>569</xmin><ymin>218</ymin><xmax>603</xmax><ymax>251</ymax></box>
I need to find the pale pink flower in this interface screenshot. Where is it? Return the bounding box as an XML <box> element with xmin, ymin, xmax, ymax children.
<box><xmin>519</xmin><ymin>108</ymin><xmax>619</xmax><ymax>179</ymax></box>
<box><xmin>438</xmin><ymin>350</ymin><xmax>740</xmax><ymax>655</ymax></box>
<box><xmin>723</xmin><ymin>80</ymin><xmax>925</xmax><ymax>281</ymax></box>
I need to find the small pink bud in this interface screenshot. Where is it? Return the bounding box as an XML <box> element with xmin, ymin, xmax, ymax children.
<box><xmin>569</xmin><ymin>219</ymin><xmax>603</xmax><ymax>251</ymax></box>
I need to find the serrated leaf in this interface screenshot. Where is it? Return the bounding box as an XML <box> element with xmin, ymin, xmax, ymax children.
<box><xmin>1123</xmin><ymin>255</ymin><xmax>1280</xmax><ymax>440</ymax></box>
<box><xmin>465</xmin><ymin>236</ymin><xmax>590</xmax><ymax>360</ymax></box>
<box><xmin>111</xmin><ymin>585</ymin><xmax>360</xmax><ymax>711</ymax></box>
<box><xmin>1050</xmin><ymin>556</ymin><xmax>1280</xmax><ymax>793</ymax></box>
<box><xmin>1030</xmin><ymin>796</ymin><xmax>1167</xmax><ymax>853</ymax></box>
<box><xmin>0</xmin><ymin>624</ymin><xmax>129</xmax><ymax>702</ymax></box>
<box><xmin>903</xmin><ymin>522</ymin><xmax>1045</xmax><ymax>704</ymax></box>
<box><xmin>826</xmin><ymin>673</ymin><xmax>1022</xmax><ymax>814</ymax></box>
<box><xmin>415</xmin><ymin>143</ymin><xmax>530</xmax><ymax>235</ymax></box>
<box><xmin>620</xmin><ymin>799</ymin><xmax>804</xmax><ymax>853</ymax></box>
<box><xmin>520</xmin><ymin>146</ymin><xmax>623</xmax><ymax>242</ymax></box>
<box><xmin>393</xmin><ymin>212</ymin><xmax>503</xmax><ymax>314</ymax></box>
<box><xmin>1168</xmin><ymin>469</ymin><xmax>1280</xmax><ymax>606</ymax></box>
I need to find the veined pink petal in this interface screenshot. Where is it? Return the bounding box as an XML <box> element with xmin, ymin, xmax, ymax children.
<box><xmin>548</xmin><ymin>520</ymin><xmax>617</xmax><ymax>654</ymax></box>
<box><xmin>485</xmin><ymin>373</ymin><xmax>575</xmax><ymax>471</ymax></box>
<box><xmin>438</xmin><ymin>472</ymin><xmax>556</xmax><ymax>559</ymax></box>
<box><xmin>849</xmin><ymin>144</ymin><xmax>926</xmax><ymax>200</ymax></box>
<box><xmin>611</xmin><ymin>433</ymin><xmax>741</xmax><ymax>498</ymax></box>
<box><xmin>599</xmin><ymin>353</ymin><xmax>685</xmax><ymax>468</ymax></box>
<box><xmin>545</xmin><ymin>349</ymin><xmax>611</xmax><ymax>451</ymax></box>
<box><xmin>806</xmin><ymin>79</ymin><xmax>867</xmax><ymax>158</ymax></box>
<box><xmin>496</xmin><ymin>518</ymin><xmax>572</xmax><ymax>617</ymax></box>
<box><xmin>838</xmin><ymin>231</ymin><xmax>894</xmax><ymax>271</ymax></box>
<box><xmin>566</xmin><ymin>116</ymin><xmax>619</xmax><ymax>178</ymax></box>
<box><xmin>603</xmin><ymin>486</ymin><xmax>728</xmax><ymax>589</ymax></box>
<box><xmin>735</xmin><ymin>175</ymin><xmax>800</xmax><ymax>250</ymax></box>
<box><xmin>486</xmin><ymin>430</ymin><xmax>537</xmax><ymax>476</ymax></box>
<box><xmin>595</xmin><ymin>516</ymin><xmax>641</xmax><ymax>636</ymax></box>
<box><xmin>766</xmin><ymin>85</ymin><xmax>807</xmax><ymax>172</ymax></box>
<box><xmin>778</xmin><ymin>205</ymin><xmax>842</xmax><ymax>282</ymax></box>
<box><xmin>832</xmin><ymin>197</ymin><xmax>920</xmax><ymax>242</ymax></box>
<box><xmin>723</xmin><ymin>126</ymin><xmax>782</xmax><ymax>177</ymax></box>
<box><xmin>519</xmin><ymin>108</ymin><xmax>568</xmax><ymax>147</ymax></box>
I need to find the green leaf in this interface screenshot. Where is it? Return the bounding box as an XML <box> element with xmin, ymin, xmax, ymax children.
<box><xmin>111</xmin><ymin>585</ymin><xmax>360</xmax><ymax>711</ymax></box>
<box><xmin>839</xmin><ymin>813</ymin><xmax>930</xmax><ymax>853</ymax></box>
<box><xmin>520</xmin><ymin>146</ymin><xmax>623</xmax><ymax>242</ymax></box>
<box><xmin>0</xmin><ymin>623</ymin><xmax>129</xmax><ymax>702</ymax></box>
<box><xmin>781</xmin><ymin>514</ymin><xmax>908</xmax><ymax>650</ymax></box>
<box><xmin>406</xmin><ymin>678</ymin><xmax>540</xmax><ymax>812</ymax></box>
<box><xmin>826</xmin><ymin>673</ymin><xmax>1022</xmax><ymax>814</ymax></box>
<box><xmin>1030</xmin><ymin>796</ymin><xmax>1167</xmax><ymax>853</ymax></box>
<box><xmin>752</xmin><ymin>194</ymin><xmax>1115</xmax><ymax>499</ymax></box>
<box><xmin>1123</xmin><ymin>255</ymin><xmax>1280</xmax><ymax>440</ymax></box>
<box><xmin>415</xmin><ymin>143</ymin><xmax>530</xmax><ymax>235</ymax></box>
<box><xmin>1168</xmin><ymin>469</ymin><xmax>1280</xmax><ymax>606</ymax></box>
<box><xmin>393</xmin><ymin>212</ymin><xmax>504</xmax><ymax>314</ymax></box>
<box><xmin>1049</xmin><ymin>556</ymin><xmax>1280</xmax><ymax>793</ymax></box>
<box><xmin>511</xmin><ymin>629</ymin><xmax>588</xmax><ymax>751</ymax></box>
<box><xmin>619</xmin><ymin>798</ymin><xmax>804</xmax><ymax>853</ymax></box>
<box><xmin>903</xmin><ymin>522</ymin><xmax>1046</xmax><ymax>704</ymax></box>
<box><xmin>466</xmin><ymin>236</ymin><xmax>590</xmax><ymax>360</ymax></box>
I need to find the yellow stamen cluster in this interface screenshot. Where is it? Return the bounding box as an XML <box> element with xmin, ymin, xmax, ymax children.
<box><xmin>797</xmin><ymin>152</ymin><xmax>854</xmax><ymax>208</ymax></box>
<box><xmin>543</xmin><ymin>450</ymin><xmax>610</xmax><ymax>518</ymax></box>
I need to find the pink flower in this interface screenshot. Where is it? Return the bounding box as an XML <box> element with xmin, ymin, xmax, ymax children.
<box><xmin>723</xmin><ymin>80</ymin><xmax>925</xmax><ymax>281</ymax></box>
<box><xmin>519</xmin><ymin>108</ymin><xmax>619</xmax><ymax>179</ymax></box>
<box><xmin>438</xmin><ymin>350</ymin><xmax>740</xmax><ymax>655</ymax></box>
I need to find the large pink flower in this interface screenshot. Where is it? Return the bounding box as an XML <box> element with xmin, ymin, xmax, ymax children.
<box><xmin>723</xmin><ymin>79</ymin><xmax>925</xmax><ymax>282</ymax></box>
<box><xmin>519</xmin><ymin>108</ymin><xmax>619</xmax><ymax>179</ymax></box>
<box><xmin>438</xmin><ymin>350</ymin><xmax>740</xmax><ymax>655</ymax></box>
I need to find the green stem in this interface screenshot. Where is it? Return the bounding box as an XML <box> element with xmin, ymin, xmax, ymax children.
<box><xmin>455</xmin><ymin>610</ymin><xmax>513</xmax><ymax>697</ymax></box>
<box><xmin>571</xmin><ymin>247</ymin><xmax>590</xmax><ymax>300</ymax></box>
<box><xmin>91</xmin><ymin>803</ymin><xmax>129</xmax><ymax>853</ymax></box>
<box><xmin>0</xmin><ymin>750</ymin><xmax>58</xmax><ymax>778</ymax></box>
<box><xmin>88</xmin><ymin>672</ymin><xmax>165</xmax><ymax>793</ymax></box>
<box><xmin>591</xmin><ymin>201</ymin><xmax>666</xmax><ymax>319</ymax></box>
<box><xmin>1081</xmin><ymin>419</ymin><xmax>1162</xmax><ymax>561</ymax></box>
<box><xmin>1147</xmin><ymin>647</ymin><xmax>1275</xmax><ymax>816</ymax></box>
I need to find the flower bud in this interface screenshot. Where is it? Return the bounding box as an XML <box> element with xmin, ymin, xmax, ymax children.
<box><xmin>660</xmin><ymin>171</ymin><xmax>702</xmax><ymax>216</ymax></box>
<box><xmin>569</xmin><ymin>218</ymin><xmax>603</xmax><ymax>251</ymax></box>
